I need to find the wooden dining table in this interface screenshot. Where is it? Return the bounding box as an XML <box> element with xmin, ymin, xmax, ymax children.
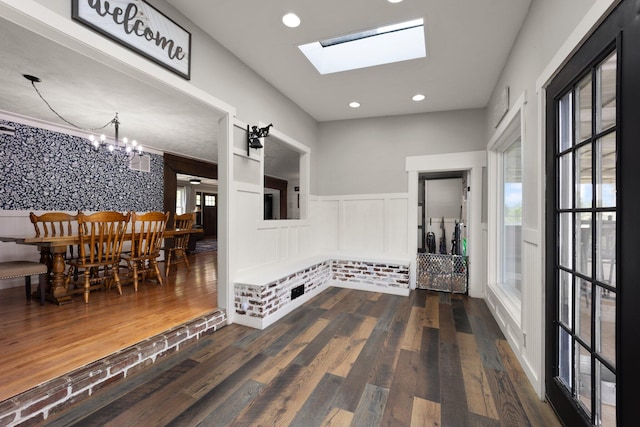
<box><xmin>0</xmin><ymin>228</ymin><xmax>202</xmax><ymax>305</ymax></box>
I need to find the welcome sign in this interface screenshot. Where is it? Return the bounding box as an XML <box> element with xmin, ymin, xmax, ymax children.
<box><xmin>72</xmin><ymin>0</ymin><xmax>191</xmax><ymax>79</ymax></box>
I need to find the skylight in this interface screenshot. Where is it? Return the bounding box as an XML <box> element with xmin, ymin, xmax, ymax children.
<box><xmin>299</xmin><ymin>19</ymin><xmax>426</xmax><ymax>75</ymax></box>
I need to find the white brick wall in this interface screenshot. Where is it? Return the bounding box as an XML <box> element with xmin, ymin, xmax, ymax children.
<box><xmin>234</xmin><ymin>258</ymin><xmax>410</xmax><ymax>321</ymax></box>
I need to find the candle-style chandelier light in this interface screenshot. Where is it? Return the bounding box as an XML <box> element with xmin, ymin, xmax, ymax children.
<box><xmin>24</xmin><ymin>74</ymin><xmax>143</xmax><ymax>161</ymax></box>
<box><xmin>88</xmin><ymin>113</ymin><xmax>143</xmax><ymax>159</ymax></box>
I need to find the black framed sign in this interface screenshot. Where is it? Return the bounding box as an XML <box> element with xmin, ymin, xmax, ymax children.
<box><xmin>72</xmin><ymin>0</ymin><xmax>191</xmax><ymax>80</ymax></box>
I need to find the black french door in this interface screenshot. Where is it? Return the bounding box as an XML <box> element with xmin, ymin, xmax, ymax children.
<box><xmin>545</xmin><ymin>1</ymin><xmax>640</xmax><ymax>425</ymax></box>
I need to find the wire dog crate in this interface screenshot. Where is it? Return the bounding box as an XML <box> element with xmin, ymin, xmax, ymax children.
<box><xmin>417</xmin><ymin>253</ymin><xmax>468</xmax><ymax>293</ymax></box>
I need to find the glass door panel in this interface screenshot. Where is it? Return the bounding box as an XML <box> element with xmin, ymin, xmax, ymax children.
<box><xmin>551</xmin><ymin>51</ymin><xmax>617</xmax><ymax>426</ymax></box>
<box><xmin>559</xmin><ymin>212</ymin><xmax>573</xmax><ymax>269</ymax></box>
<box><xmin>576</xmin><ymin>145</ymin><xmax>593</xmax><ymax>209</ymax></box>
<box><xmin>596</xmin><ymin>287</ymin><xmax>615</xmax><ymax>366</ymax></box>
<box><xmin>596</xmin><ymin>53</ymin><xmax>617</xmax><ymax>133</ymax></box>
<box><xmin>575</xmin><ymin>212</ymin><xmax>592</xmax><ymax>277</ymax></box>
<box><xmin>596</xmin><ymin>212</ymin><xmax>616</xmax><ymax>287</ymax></box>
<box><xmin>576</xmin><ymin>76</ymin><xmax>593</xmax><ymax>143</ymax></box>
<box><xmin>596</xmin><ymin>133</ymin><xmax>616</xmax><ymax>209</ymax></box>
<box><xmin>577</xmin><ymin>342</ymin><xmax>592</xmax><ymax>414</ymax></box>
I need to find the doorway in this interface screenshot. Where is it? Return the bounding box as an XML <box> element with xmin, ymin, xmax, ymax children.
<box><xmin>416</xmin><ymin>172</ymin><xmax>469</xmax><ymax>294</ymax></box>
<box><xmin>164</xmin><ymin>154</ymin><xmax>219</xmax><ymax>255</ymax></box>
<box><xmin>200</xmin><ymin>192</ymin><xmax>218</xmax><ymax>238</ymax></box>
<box><xmin>545</xmin><ymin>1</ymin><xmax>640</xmax><ymax>425</ymax></box>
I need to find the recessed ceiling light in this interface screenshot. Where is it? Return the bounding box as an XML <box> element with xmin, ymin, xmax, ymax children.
<box><xmin>388</xmin><ymin>0</ymin><xmax>404</xmax><ymax>3</ymax></box>
<box><xmin>349</xmin><ymin>101</ymin><xmax>361</xmax><ymax>108</ymax></box>
<box><xmin>282</xmin><ymin>13</ymin><xmax>301</xmax><ymax>28</ymax></box>
<box><xmin>413</xmin><ymin>94</ymin><xmax>426</xmax><ymax>101</ymax></box>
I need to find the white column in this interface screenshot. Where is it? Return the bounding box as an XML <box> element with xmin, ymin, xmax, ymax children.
<box><xmin>467</xmin><ymin>166</ymin><xmax>484</xmax><ymax>298</ymax></box>
<box><xmin>218</xmin><ymin>114</ymin><xmax>234</xmax><ymax>323</ymax></box>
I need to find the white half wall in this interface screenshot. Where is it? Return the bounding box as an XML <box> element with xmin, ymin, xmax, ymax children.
<box><xmin>314</xmin><ymin>193</ymin><xmax>410</xmax><ymax>260</ymax></box>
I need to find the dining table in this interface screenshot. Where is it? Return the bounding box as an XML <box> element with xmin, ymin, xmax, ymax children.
<box><xmin>0</xmin><ymin>228</ymin><xmax>202</xmax><ymax>305</ymax></box>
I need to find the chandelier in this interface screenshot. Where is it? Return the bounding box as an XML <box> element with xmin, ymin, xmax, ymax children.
<box><xmin>24</xmin><ymin>74</ymin><xmax>143</xmax><ymax>161</ymax></box>
<box><xmin>88</xmin><ymin>113</ymin><xmax>143</xmax><ymax>159</ymax></box>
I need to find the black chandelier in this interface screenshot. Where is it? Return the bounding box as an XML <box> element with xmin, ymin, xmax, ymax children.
<box><xmin>24</xmin><ymin>74</ymin><xmax>143</xmax><ymax>160</ymax></box>
<box><xmin>87</xmin><ymin>113</ymin><xmax>142</xmax><ymax>159</ymax></box>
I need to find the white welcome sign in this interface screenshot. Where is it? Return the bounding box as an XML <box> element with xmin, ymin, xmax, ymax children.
<box><xmin>72</xmin><ymin>0</ymin><xmax>191</xmax><ymax>79</ymax></box>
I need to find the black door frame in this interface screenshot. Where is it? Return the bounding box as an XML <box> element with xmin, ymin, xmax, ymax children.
<box><xmin>545</xmin><ymin>1</ymin><xmax>640</xmax><ymax>425</ymax></box>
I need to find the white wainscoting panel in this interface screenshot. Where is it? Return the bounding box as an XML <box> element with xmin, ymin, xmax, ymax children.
<box><xmin>234</xmin><ymin>188</ymin><xmax>314</xmax><ymax>274</ymax></box>
<box><xmin>316</xmin><ymin>193</ymin><xmax>410</xmax><ymax>259</ymax></box>
<box><xmin>387</xmin><ymin>197</ymin><xmax>409</xmax><ymax>255</ymax></box>
<box><xmin>234</xmin><ymin>189</ymin><xmax>277</xmax><ymax>271</ymax></box>
<box><xmin>317</xmin><ymin>200</ymin><xmax>340</xmax><ymax>251</ymax></box>
<box><xmin>343</xmin><ymin>199</ymin><xmax>385</xmax><ymax>253</ymax></box>
<box><xmin>522</xmin><ymin>230</ymin><xmax>543</xmax><ymax>396</ymax></box>
<box><xmin>485</xmin><ymin>226</ymin><xmax>544</xmax><ymax>399</ymax></box>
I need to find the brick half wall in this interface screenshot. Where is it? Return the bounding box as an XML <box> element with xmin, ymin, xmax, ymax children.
<box><xmin>234</xmin><ymin>258</ymin><xmax>410</xmax><ymax>328</ymax></box>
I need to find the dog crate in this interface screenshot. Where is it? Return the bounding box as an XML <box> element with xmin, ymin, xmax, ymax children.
<box><xmin>417</xmin><ymin>253</ymin><xmax>468</xmax><ymax>294</ymax></box>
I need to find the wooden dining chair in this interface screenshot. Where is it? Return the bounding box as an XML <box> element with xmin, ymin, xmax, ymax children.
<box><xmin>29</xmin><ymin>211</ymin><xmax>82</xmax><ymax>296</ymax></box>
<box><xmin>121</xmin><ymin>211</ymin><xmax>169</xmax><ymax>292</ymax></box>
<box><xmin>67</xmin><ymin>211</ymin><xmax>130</xmax><ymax>303</ymax></box>
<box><xmin>165</xmin><ymin>212</ymin><xmax>196</xmax><ymax>277</ymax></box>
<box><xmin>29</xmin><ymin>211</ymin><xmax>79</xmax><ymax>239</ymax></box>
<box><xmin>30</xmin><ymin>211</ymin><xmax>80</xmax><ymax>259</ymax></box>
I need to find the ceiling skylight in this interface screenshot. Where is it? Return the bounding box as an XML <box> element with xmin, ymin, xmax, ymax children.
<box><xmin>299</xmin><ymin>18</ymin><xmax>426</xmax><ymax>75</ymax></box>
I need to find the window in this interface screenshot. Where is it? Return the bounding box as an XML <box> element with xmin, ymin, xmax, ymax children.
<box><xmin>176</xmin><ymin>186</ymin><xmax>186</xmax><ymax>215</ymax></box>
<box><xmin>205</xmin><ymin>194</ymin><xmax>216</xmax><ymax>207</ymax></box>
<box><xmin>502</xmin><ymin>138</ymin><xmax>522</xmax><ymax>299</ymax></box>
<box><xmin>487</xmin><ymin>90</ymin><xmax>526</xmax><ymax>310</ymax></box>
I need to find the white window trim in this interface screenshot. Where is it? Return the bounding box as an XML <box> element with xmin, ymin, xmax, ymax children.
<box><xmin>487</xmin><ymin>91</ymin><xmax>527</xmax><ymax>324</ymax></box>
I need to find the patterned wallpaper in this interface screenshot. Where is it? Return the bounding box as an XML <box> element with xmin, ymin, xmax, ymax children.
<box><xmin>0</xmin><ymin>120</ymin><xmax>163</xmax><ymax>211</ymax></box>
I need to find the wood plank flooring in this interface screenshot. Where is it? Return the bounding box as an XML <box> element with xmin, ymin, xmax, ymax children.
<box><xmin>0</xmin><ymin>252</ymin><xmax>218</xmax><ymax>402</ymax></box>
<box><xmin>44</xmin><ymin>287</ymin><xmax>561</xmax><ymax>426</ymax></box>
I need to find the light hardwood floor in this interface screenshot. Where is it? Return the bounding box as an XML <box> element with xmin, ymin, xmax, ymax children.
<box><xmin>0</xmin><ymin>251</ymin><xmax>218</xmax><ymax>402</ymax></box>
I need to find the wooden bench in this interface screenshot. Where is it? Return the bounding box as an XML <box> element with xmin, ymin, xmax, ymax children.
<box><xmin>0</xmin><ymin>261</ymin><xmax>48</xmax><ymax>305</ymax></box>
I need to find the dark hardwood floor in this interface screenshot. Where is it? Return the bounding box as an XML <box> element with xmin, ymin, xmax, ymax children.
<box><xmin>44</xmin><ymin>287</ymin><xmax>561</xmax><ymax>426</ymax></box>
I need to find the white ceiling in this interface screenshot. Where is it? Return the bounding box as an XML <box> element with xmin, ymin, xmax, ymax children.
<box><xmin>167</xmin><ymin>0</ymin><xmax>531</xmax><ymax>121</ymax></box>
<box><xmin>0</xmin><ymin>14</ymin><xmax>221</xmax><ymax>162</ymax></box>
<box><xmin>0</xmin><ymin>0</ymin><xmax>531</xmax><ymax>174</ymax></box>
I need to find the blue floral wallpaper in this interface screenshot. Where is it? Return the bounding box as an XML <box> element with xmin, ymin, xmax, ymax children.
<box><xmin>0</xmin><ymin>120</ymin><xmax>163</xmax><ymax>211</ymax></box>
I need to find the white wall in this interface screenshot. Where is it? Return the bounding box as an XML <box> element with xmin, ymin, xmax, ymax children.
<box><xmin>486</xmin><ymin>0</ymin><xmax>598</xmax><ymax>228</ymax></box>
<box><xmin>426</xmin><ymin>178</ymin><xmax>463</xmax><ymax>220</ymax></box>
<box><xmin>317</xmin><ymin>109</ymin><xmax>486</xmax><ymax>195</ymax></box>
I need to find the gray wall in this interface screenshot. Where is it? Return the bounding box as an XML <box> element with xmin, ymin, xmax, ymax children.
<box><xmin>484</xmin><ymin>0</ymin><xmax>598</xmax><ymax>228</ymax></box>
<box><xmin>316</xmin><ymin>109</ymin><xmax>486</xmax><ymax>195</ymax></box>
